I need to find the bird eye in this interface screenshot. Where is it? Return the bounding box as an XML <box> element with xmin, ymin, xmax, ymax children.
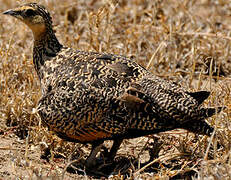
<box><xmin>25</xmin><ymin>9</ymin><xmax>35</xmax><ymax>16</ymax></box>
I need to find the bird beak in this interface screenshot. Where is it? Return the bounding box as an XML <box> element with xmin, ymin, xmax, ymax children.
<box><xmin>3</xmin><ymin>9</ymin><xmax>23</xmax><ymax>20</ymax></box>
<box><xmin>3</xmin><ymin>9</ymin><xmax>18</xmax><ymax>16</ymax></box>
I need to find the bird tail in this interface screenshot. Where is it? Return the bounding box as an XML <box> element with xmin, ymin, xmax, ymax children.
<box><xmin>183</xmin><ymin>120</ymin><xmax>214</xmax><ymax>136</ymax></box>
<box><xmin>187</xmin><ymin>91</ymin><xmax>210</xmax><ymax>105</ymax></box>
<box><xmin>183</xmin><ymin>106</ymin><xmax>224</xmax><ymax>136</ymax></box>
<box><xmin>200</xmin><ymin>106</ymin><xmax>224</xmax><ymax>118</ymax></box>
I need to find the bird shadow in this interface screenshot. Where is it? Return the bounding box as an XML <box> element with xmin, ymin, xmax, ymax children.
<box><xmin>65</xmin><ymin>137</ymin><xmax>163</xmax><ymax>178</ymax></box>
<box><xmin>65</xmin><ymin>156</ymin><xmax>160</xmax><ymax>178</ymax></box>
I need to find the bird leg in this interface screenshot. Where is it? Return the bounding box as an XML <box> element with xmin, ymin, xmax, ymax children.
<box><xmin>85</xmin><ymin>141</ymin><xmax>103</xmax><ymax>168</ymax></box>
<box><xmin>107</xmin><ymin>139</ymin><xmax>123</xmax><ymax>161</ymax></box>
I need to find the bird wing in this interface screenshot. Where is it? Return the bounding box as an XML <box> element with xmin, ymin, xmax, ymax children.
<box><xmin>38</xmin><ymin>49</ymin><xmax>213</xmax><ymax>142</ymax></box>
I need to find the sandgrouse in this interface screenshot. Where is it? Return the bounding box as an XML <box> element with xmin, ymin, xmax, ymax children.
<box><xmin>3</xmin><ymin>3</ymin><xmax>222</xmax><ymax>167</ymax></box>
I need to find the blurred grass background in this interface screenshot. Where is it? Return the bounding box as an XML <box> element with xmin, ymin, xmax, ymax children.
<box><xmin>0</xmin><ymin>0</ymin><xmax>231</xmax><ymax>179</ymax></box>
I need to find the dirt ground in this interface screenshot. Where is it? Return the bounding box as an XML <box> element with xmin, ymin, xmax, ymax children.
<box><xmin>0</xmin><ymin>0</ymin><xmax>231</xmax><ymax>179</ymax></box>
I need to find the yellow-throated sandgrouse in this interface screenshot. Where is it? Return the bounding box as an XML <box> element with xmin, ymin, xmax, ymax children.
<box><xmin>3</xmin><ymin>3</ymin><xmax>223</xmax><ymax>167</ymax></box>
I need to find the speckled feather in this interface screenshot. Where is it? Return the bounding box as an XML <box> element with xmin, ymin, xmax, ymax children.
<box><xmin>37</xmin><ymin>47</ymin><xmax>215</xmax><ymax>143</ymax></box>
<box><xmin>3</xmin><ymin>3</ymin><xmax>222</xmax><ymax>164</ymax></box>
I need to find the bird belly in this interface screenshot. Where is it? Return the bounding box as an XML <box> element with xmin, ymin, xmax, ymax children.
<box><xmin>50</xmin><ymin>124</ymin><xmax>112</xmax><ymax>143</ymax></box>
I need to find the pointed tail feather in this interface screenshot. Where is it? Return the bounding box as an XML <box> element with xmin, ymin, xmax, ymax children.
<box><xmin>183</xmin><ymin>106</ymin><xmax>224</xmax><ymax>136</ymax></box>
<box><xmin>200</xmin><ymin>107</ymin><xmax>224</xmax><ymax>118</ymax></box>
<box><xmin>187</xmin><ymin>91</ymin><xmax>210</xmax><ymax>105</ymax></box>
<box><xmin>183</xmin><ymin>120</ymin><xmax>214</xmax><ymax>136</ymax></box>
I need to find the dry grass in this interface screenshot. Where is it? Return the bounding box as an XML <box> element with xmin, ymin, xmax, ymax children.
<box><xmin>0</xmin><ymin>0</ymin><xmax>231</xmax><ymax>179</ymax></box>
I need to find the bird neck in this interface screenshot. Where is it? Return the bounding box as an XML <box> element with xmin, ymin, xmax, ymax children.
<box><xmin>32</xmin><ymin>27</ymin><xmax>63</xmax><ymax>79</ymax></box>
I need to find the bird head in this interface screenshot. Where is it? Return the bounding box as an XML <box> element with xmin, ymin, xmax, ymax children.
<box><xmin>3</xmin><ymin>3</ymin><xmax>53</xmax><ymax>38</ymax></box>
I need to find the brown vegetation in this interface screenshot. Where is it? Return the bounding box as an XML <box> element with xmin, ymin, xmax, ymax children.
<box><xmin>0</xmin><ymin>0</ymin><xmax>230</xmax><ymax>179</ymax></box>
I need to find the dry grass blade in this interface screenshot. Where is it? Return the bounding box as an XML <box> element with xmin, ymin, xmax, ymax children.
<box><xmin>204</xmin><ymin>129</ymin><xmax>216</xmax><ymax>161</ymax></box>
<box><xmin>178</xmin><ymin>32</ymin><xmax>231</xmax><ymax>41</ymax></box>
<box><xmin>146</xmin><ymin>41</ymin><xmax>166</xmax><ymax>70</ymax></box>
<box><xmin>61</xmin><ymin>157</ymin><xmax>84</xmax><ymax>180</ymax></box>
<box><xmin>134</xmin><ymin>152</ymin><xmax>188</xmax><ymax>176</ymax></box>
<box><xmin>0</xmin><ymin>147</ymin><xmax>25</xmax><ymax>151</ymax></box>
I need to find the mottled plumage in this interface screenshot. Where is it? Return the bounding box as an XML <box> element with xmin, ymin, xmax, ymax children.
<box><xmin>3</xmin><ymin>3</ymin><xmax>222</xmax><ymax>167</ymax></box>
